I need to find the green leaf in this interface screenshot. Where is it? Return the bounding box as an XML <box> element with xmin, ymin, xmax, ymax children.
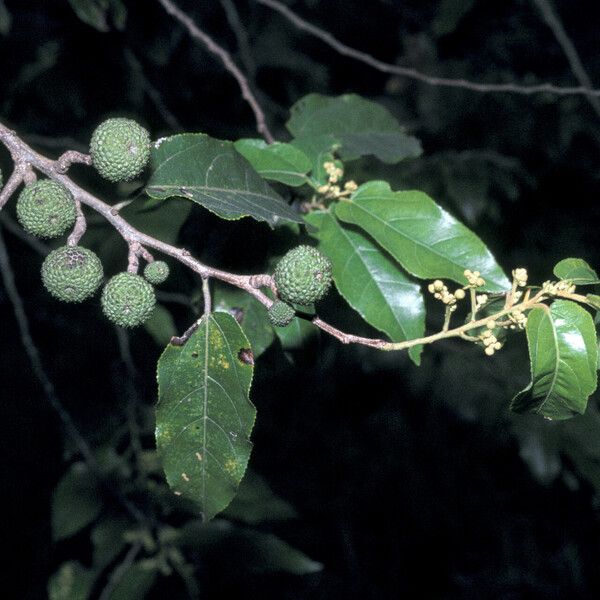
<box><xmin>146</xmin><ymin>134</ymin><xmax>303</xmax><ymax>227</ymax></box>
<box><xmin>48</xmin><ymin>561</ymin><xmax>96</xmax><ymax>600</ymax></box>
<box><xmin>287</xmin><ymin>94</ymin><xmax>422</xmax><ymax>164</ymax></box>
<box><xmin>223</xmin><ymin>470</ymin><xmax>297</xmax><ymax>524</ymax></box>
<box><xmin>178</xmin><ymin>520</ymin><xmax>323</xmax><ymax>574</ymax></box>
<box><xmin>213</xmin><ymin>284</ymin><xmax>275</xmax><ymax>358</ymax></box>
<box><xmin>306</xmin><ymin>210</ymin><xmax>425</xmax><ymax>365</ymax></box>
<box><xmin>511</xmin><ymin>300</ymin><xmax>598</xmax><ymax>420</ymax></box>
<box><xmin>553</xmin><ymin>258</ymin><xmax>600</xmax><ymax>285</ymax></box>
<box><xmin>156</xmin><ymin>312</ymin><xmax>256</xmax><ymax>520</ymax></box>
<box><xmin>143</xmin><ymin>303</ymin><xmax>177</xmax><ymax>347</ymax></box>
<box><xmin>106</xmin><ymin>561</ymin><xmax>157</xmax><ymax>600</ymax></box>
<box><xmin>234</xmin><ymin>139</ymin><xmax>311</xmax><ymax>187</ymax></box>
<box><xmin>586</xmin><ymin>294</ymin><xmax>600</xmax><ymax>311</ymax></box>
<box><xmin>335</xmin><ymin>180</ymin><xmax>510</xmax><ymax>292</ymax></box>
<box><xmin>52</xmin><ymin>462</ymin><xmax>102</xmax><ymax>541</ymax></box>
<box><xmin>290</xmin><ymin>134</ymin><xmax>339</xmax><ymax>184</ymax></box>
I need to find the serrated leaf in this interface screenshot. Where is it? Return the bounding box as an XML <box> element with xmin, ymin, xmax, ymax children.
<box><xmin>156</xmin><ymin>312</ymin><xmax>255</xmax><ymax>520</ymax></box>
<box><xmin>143</xmin><ymin>303</ymin><xmax>177</xmax><ymax>347</ymax></box>
<box><xmin>287</xmin><ymin>94</ymin><xmax>422</xmax><ymax>164</ymax></box>
<box><xmin>52</xmin><ymin>462</ymin><xmax>102</xmax><ymax>541</ymax></box>
<box><xmin>234</xmin><ymin>139</ymin><xmax>311</xmax><ymax>187</ymax></box>
<box><xmin>178</xmin><ymin>520</ymin><xmax>322</xmax><ymax>574</ymax></box>
<box><xmin>553</xmin><ymin>258</ymin><xmax>600</xmax><ymax>285</ymax></box>
<box><xmin>306</xmin><ymin>210</ymin><xmax>425</xmax><ymax>365</ymax></box>
<box><xmin>213</xmin><ymin>285</ymin><xmax>275</xmax><ymax>358</ymax></box>
<box><xmin>146</xmin><ymin>134</ymin><xmax>303</xmax><ymax>227</ymax></box>
<box><xmin>335</xmin><ymin>180</ymin><xmax>510</xmax><ymax>292</ymax></box>
<box><xmin>511</xmin><ymin>300</ymin><xmax>598</xmax><ymax>420</ymax></box>
<box><xmin>48</xmin><ymin>561</ymin><xmax>97</xmax><ymax>600</ymax></box>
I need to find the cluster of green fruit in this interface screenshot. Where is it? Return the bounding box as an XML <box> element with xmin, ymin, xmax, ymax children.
<box><xmin>268</xmin><ymin>245</ymin><xmax>333</xmax><ymax>327</ymax></box>
<box><xmin>13</xmin><ymin>118</ymin><xmax>168</xmax><ymax>328</ymax></box>
<box><xmin>4</xmin><ymin>117</ymin><xmax>335</xmax><ymax>331</ymax></box>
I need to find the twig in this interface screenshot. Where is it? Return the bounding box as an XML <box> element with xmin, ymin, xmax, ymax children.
<box><xmin>67</xmin><ymin>200</ymin><xmax>87</xmax><ymax>246</ymax></box>
<box><xmin>531</xmin><ymin>0</ymin><xmax>600</xmax><ymax>117</ymax></box>
<box><xmin>0</xmin><ymin>164</ymin><xmax>25</xmax><ymax>209</ymax></box>
<box><xmin>219</xmin><ymin>0</ymin><xmax>256</xmax><ymax>79</ymax></box>
<box><xmin>255</xmin><ymin>0</ymin><xmax>600</xmax><ymax>98</ymax></box>
<box><xmin>157</xmin><ymin>0</ymin><xmax>274</xmax><ymax>142</ymax></box>
<box><xmin>0</xmin><ymin>225</ymin><xmax>145</xmax><ymax>523</ymax></box>
<box><xmin>55</xmin><ymin>150</ymin><xmax>92</xmax><ymax>173</ymax></box>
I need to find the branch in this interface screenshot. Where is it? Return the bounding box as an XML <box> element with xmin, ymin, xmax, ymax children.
<box><xmin>156</xmin><ymin>0</ymin><xmax>274</xmax><ymax>142</ymax></box>
<box><xmin>255</xmin><ymin>0</ymin><xmax>600</xmax><ymax>99</ymax></box>
<box><xmin>531</xmin><ymin>0</ymin><xmax>600</xmax><ymax>117</ymax></box>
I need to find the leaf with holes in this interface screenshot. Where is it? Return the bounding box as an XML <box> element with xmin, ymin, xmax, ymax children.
<box><xmin>335</xmin><ymin>180</ymin><xmax>510</xmax><ymax>292</ymax></box>
<box><xmin>287</xmin><ymin>94</ymin><xmax>422</xmax><ymax>164</ymax></box>
<box><xmin>146</xmin><ymin>134</ymin><xmax>303</xmax><ymax>227</ymax></box>
<box><xmin>306</xmin><ymin>210</ymin><xmax>425</xmax><ymax>365</ymax></box>
<box><xmin>511</xmin><ymin>300</ymin><xmax>598</xmax><ymax>420</ymax></box>
<box><xmin>156</xmin><ymin>312</ymin><xmax>255</xmax><ymax>520</ymax></box>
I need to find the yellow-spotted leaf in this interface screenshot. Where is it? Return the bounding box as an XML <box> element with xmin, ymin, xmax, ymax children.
<box><xmin>156</xmin><ymin>312</ymin><xmax>255</xmax><ymax>520</ymax></box>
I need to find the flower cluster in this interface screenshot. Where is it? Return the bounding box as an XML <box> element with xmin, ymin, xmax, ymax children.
<box><xmin>512</xmin><ymin>268</ymin><xmax>528</xmax><ymax>287</ymax></box>
<box><xmin>542</xmin><ymin>280</ymin><xmax>577</xmax><ymax>295</ymax></box>
<box><xmin>464</xmin><ymin>269</ymin><xmax>485</xmax><ymax>288</ymax></box>
<box><xmin>480</xmin><ymin>328</ymin><xmax>503</xmax><ymax>356</ymax></box>
<box><xmin>427</xmin><ymin>279</ymin><xmax>465</xmax><ymax>310</ymax></box>
<box><xmin>317</xmin><ymin>161</ymin><xmax>358</xmax><ymax>199</ymax></box>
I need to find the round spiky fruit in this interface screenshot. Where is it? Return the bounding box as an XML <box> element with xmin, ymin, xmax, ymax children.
<box><xmin>41</xmin><ymin>245</ymin><xmax>104</xmax><ymax>303</ymax></box>
<box><xmin>274</xmin><ymin>245</ymin><xmax>332</xmax><ymax>306</ymax></box>
<box><xmin>143</xmin><ymin>260</ymin><xmax>169</xmax><ymax>285</ymax></box>
<box><xmin>16</xmin><ymin>180</ymin><xmax>76</xmax><ymax>239</ymax></box>
<box><xmin>90</xmin><ymin>118</ymin><xmax>151</xmax><ymax>182</ymax></box>
<box><xmin>268</xmin><ymin>300</ymin><xmax>295</xmax><ymax>327</ymax></box>
<box><xmin>101</xmin><ymin>272</ymin><xmax>156</xmax><ymax>328</ymax></box>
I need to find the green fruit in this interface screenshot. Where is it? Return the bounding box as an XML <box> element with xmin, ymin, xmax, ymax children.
<box><xmin>90</xmin><ymin>118</ymin><xmax>151</xmax><ymax>182</ymax></box>
<box><xmin>143</xmin><ymin>260</ymin><xmax>169</xmax><ymax>285</ymax></box>
<box><xmin>273</xmin><ymin>245</ymin><xmax>332</xmax><ymax>305</ymax></box>
<box><xmin>41</xmin><ymin>245</ymin><xmax>104</xmax><ymax>302</ymax></box>
<box><xmin>16</xmin><ymin>180</ymin><xmax>76</xmax><ymax>238</ymax></box>
<box><xmin>268</xmin><ymin>300</ymin><xmax>296</xmax><ymax>327</ymax></box>
<box><xmin>101</xmin><ymin>272</ymin><xmax>156</xmax><ymax>327</ymax></box>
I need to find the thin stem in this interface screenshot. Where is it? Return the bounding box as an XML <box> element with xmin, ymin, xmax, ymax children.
<box><xmin>67</xmin><ymin>200</ymin><xmax>87</xmax><ymax>246</ymax></box>
<box><xmin>255</xmin><ymin>0</ymin><xmax>600</xmax><ymax>98</ymax></box>
<box><xmin>157</xmin><ymin>0</ymin><xmax>274</xmax><ymax>142</ymax></box>
<box><xmin>0</xmin><ymin>225</ymin><xmax>145</xmax><ymax>523</ymax></box>
<box><xmin>382</xmin><ymin>290</ymin><xmax>546</xmax><ymax>351</ymax></box>
<box><xmin>531</xmin><ymin>0</ymin><xmax>600</xmax><ymax>117</ymax></box>
<box><xmin>202</xmin><ymin>277</ymin><xmax>212</xmax><ymax>315</ymax></box>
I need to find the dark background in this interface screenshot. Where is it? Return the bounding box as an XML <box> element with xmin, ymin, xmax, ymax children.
<box><xmin>2</xmin><ymin>0</ymin><xmax>600</xmax><ymax>598</ymax></box>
